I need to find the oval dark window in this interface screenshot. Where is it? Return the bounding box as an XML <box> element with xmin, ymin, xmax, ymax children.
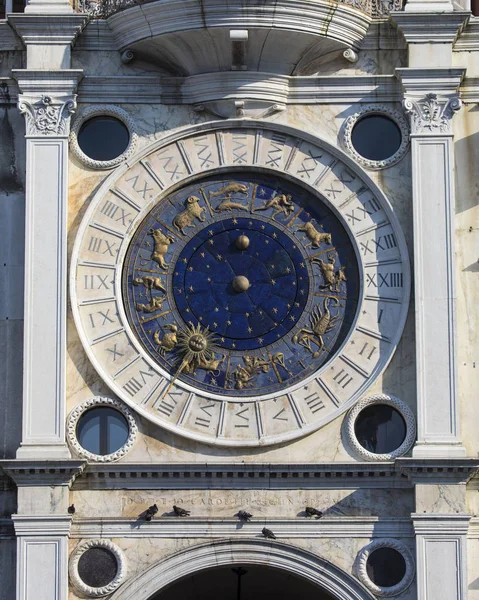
<box><xmin>77</xmin><ymin>116</ymin><xmax>130</xmax><ymax>162</ymax></box>
<box><xmin>351</xmin><ymin>115</ymin><xmax>402</xmax><ymax>161</ymax></box>
<box><xmin>78</xmin><ymin>547</ymin><xmax>118</xmax><ymax>588</ymax></box>
<box><xmin>354</xmin><ymin>404</ymin><xmax>406</xmax><ymax>454</ymax></box>
<box><xmin>366</xmin><ymin>547</ymin><xmax>407</xmax><ymax>588</ymax></box>
<box><xmin>76</xmin><ymin>407</ymin><xmax>129</xmax><ymax>455</ymax></box>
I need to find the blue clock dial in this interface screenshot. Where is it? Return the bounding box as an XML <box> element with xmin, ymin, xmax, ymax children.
<box><xmin>122</xmin><ymin>174</ymin><xmax>359</xmax><ymax>398</ymax></box>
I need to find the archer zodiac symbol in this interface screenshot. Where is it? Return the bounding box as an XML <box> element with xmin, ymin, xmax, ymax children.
<box><xmin>292</xmin><ymin>297</ymin><xmax>340</xmax><ymax>357</ymax></box>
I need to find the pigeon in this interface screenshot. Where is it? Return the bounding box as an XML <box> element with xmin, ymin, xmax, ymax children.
<box><xmin>173</xmin><ymin>505</ymin><xmax>190</xmax><ymax>517</ymax></box>
<box><xmin>144</xmin><ymin>504</ymin><xmax>159</xmax><ymax>521</ymax></box>
<box><xmin>305</xmin><ymin>507</ymin><xmax>323</xmax><ymax>518</ymax></box>
<box><xmin>237</xmin><ymin>511</ymin><xmax>253</xmax><ymax>522</ymax></box>
<box><xmin>67</xmin><ymin>504</ymin><xmax>75</xmax><ymax>515</ymax></box>
<box><xmin>262</xmin><ymin>527</ymin><xmax>276</xmax><ymax>539</ymax></box>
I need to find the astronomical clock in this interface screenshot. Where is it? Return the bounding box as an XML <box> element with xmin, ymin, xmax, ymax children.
<box><xmin>71</xmin><ymin>123</ymin><xmax>410</xmax><ymax>446</ymax></box>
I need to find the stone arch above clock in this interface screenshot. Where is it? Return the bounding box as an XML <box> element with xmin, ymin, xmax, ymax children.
<box><xmin>71</xmin><ymin>121</ymin><xmax>410</xmax><ymax>447</ymax></box>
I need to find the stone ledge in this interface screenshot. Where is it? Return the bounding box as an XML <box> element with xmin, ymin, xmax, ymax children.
<box><xmin>0</xmin><ymin>460</ymin><xmax>86</xmax><ymax>486</ymax></box>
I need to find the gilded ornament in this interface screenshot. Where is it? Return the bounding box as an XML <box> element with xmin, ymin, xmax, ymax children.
<box><xmin>153</xmin><ymin>324</ymin><xmax>178</xmax><ymax>356</ymax></box>
<box><xmin>310</xmin><ymin>253</ymin><xmax>347</xmax><ymax>292</ymax></box>
<box><xmin>209</xmin><ymin>182</ymin><xmax>248</xmax><ymax>198</ymax></box>
<box><xmin>295</xmin><ymin>221</ymin><xmax>332</xmax><ymax>248</ymax></box>
<box><xmin>253</xmin><ymin>194</ymin><xmax>294</xmax><ymax>220</ymax></box>
<box><xmin>177</xmin><ymin>324</ymin><xmax>225</xmax><ymax>375</ymax></box>
<box><xmin>133</xmin><ymin>275</ymin><xmax>166</xmax><ymax>293</ymax></box>
<box><xmin>149</xmin><ymin>228</ymin><xmax>174</xmax><ymax>270</ymax></box>
<box><xmin>136</xmin><ymin>296</ymin><xmax>166</xmax><ymax>313</ymax></box>
<box><xmin>293</xmin><ymin>297</ymin><xmax>340</xmax><ymax>357</ymax></box>
<box><xmin>229</xmin><ymin>353</ymin><xmax>284</xmax><ymax>390</ymax></box>
<box><xmin>173</xmin><ymin>196</ymin><xmax>207</xmax><ymax>235</ymax></box>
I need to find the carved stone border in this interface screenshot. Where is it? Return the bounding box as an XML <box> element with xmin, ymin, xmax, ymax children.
<box><xmin>341</xmin><ymin>105</ymin><xmax>409</xmax><ymax>170</ymax></box>
<box><xmin>344</xmin><ymin>394</ymin><xmax>416</xmax><ymax>461</ymax></box>
<box><xmin>66</xmin><ymin>397</ymin><xmax>138</xmax><ymax>462</ymax></box>
<box><xmin>354</xmin><ymin>538</ymin><xmax>415</xmax><ymax>597</ymax></box>
<box><xmin>69</xmin><ymin>538</ymin><xmax>127</xmax><ymax>597</ymax></box>
<box><xmin>69</xmin><ymin>105</ymin><xmax>138</xmax><ymax>170</ymax></box>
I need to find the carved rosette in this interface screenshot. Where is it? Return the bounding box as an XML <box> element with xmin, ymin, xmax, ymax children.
<box><xmin>18</xmin><ymin>93</ymin><xmax>77</xmax><ymax>137</ymax></box>
<box><xmin>403</xmin><ymin>93</ymin><xmax>462</xmax><ymax>135</ymax></box>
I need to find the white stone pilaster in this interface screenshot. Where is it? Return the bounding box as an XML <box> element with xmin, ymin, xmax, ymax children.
<box><xmin>404</xmin><ymin>0</ymin><xmax>454</xmax><ymax>11</ymax></box>
<box><xmin>413</xmin><ymin>514</ymin><xmax>470</xmax><ymax>600</ymax></box>
<box><xmin>13</xmin><ymin>71</ymin><xmax>83</xmax><ymax>460</ymax></box>
<box><xmin>13</xmin><ymin>516</ymin><xmax>71</xmax><ymax>600</ymax></box>
<box><xmin>396</xmin><ymin>68</ymin><xmax>466</xmax><ymax>458</ymax></box>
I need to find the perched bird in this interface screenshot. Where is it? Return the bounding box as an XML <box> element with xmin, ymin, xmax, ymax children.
<box><xmin>305</xmin><ymin>507</ymin><xmax>323</xmax><ymax>518</ymax></box>
<box><xmin>237</xmin><ymin>511</ymin><xmax>253</xmax><ymax>522</ymax></box>
<box><xmin>173</xmin><ymin>505</ymin><xmax>190</xmax><ymax>517</ymax></box>
<box><xmin>262</xmin><ymin>527</ymin><xmax>276</xmax><ymax>539</ymax></box>
<box><xmin>67</xmin><ymin>504</ymin><xmax>75</xmax><ymax>515</ymax></box>
<box><xmin>144</xmin><ymin>504</ymin><xmax>159</xmax><ymax>522</ymax></box>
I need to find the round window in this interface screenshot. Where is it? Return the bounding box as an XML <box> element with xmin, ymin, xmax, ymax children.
<box><xmin>76</xmin><ymin>407</ymin><xmax>129</xmax><ymax>456</ymax></box>
<box><xmin>354</xmin><ymin>404</ymin><xmax>406</xmax><ymax>455</ymax></box>
<box><xmin>351</xmin><ymin>115</ymin><xmax>402</xmax><ymax>162</ymax></box>
<box><xmin>78</xmin><ymin>547</ymin><xmax>118</xmax><ymax>589</ymax></box>
<box><xmin>77</xmin><ymin>116</ymin><xmax>130</xmax><ymax>162</ymax></box>
<box><xmin>366</xmin><ymin>547</ymin><xmax>407</xmax><ymax>588</ymax></box>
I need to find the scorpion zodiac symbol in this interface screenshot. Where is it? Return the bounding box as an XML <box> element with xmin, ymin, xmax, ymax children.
<box><xmin>292</xmin><ymin>296</ymin><xmax>340</xmax><ymax>358</ymax></box>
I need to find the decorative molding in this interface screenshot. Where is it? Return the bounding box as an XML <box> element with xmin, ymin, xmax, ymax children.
<box><xmin>19</xmin><ymin>94</ymin><xmax>77</xmax><ymax>137</ymax></box>
<box><xmin>76</xmin><ymin>74</ymin><xmax>402</xmax><ymax>105</ymax></box>
<box><xmin>8</xmin><ymin>15</ymin><xmax>88</xmax><ymax>47</ymax></box>
<box><xmin>344</xmin><ymin>395</ymin><xmax>416</xmax><ymax>461</ymax></box>
<box><xmin>70</xmin><ymin>517</ymin><xmax>415</xmax><ymax>540</ymax></box>
<box><xmin>13</xmin><ymin>69</ymin><xmax>84</xmax><ymax>137</ymax></box>
<box><xmin>354</xmin><ymin>538</ymin><xmax>415</xmax><ymax>597</ymax></box>
<box><xmin>341</xmin><ymin>104</ymin><xmax>410</xmax><ymax>170</ymax></box>
<box><xmin>396</xmin><ymin>458</ymin><xmax>479</xmax><ymax>484</ymax></box>
<box><xmin>468</xmin><ymin>517</ymin><xmax>479</xmax><ymax>538</ymax></box>
<box><xmin>454</xmin><ymin>18</ymin><xmax>479</xmax><ymax>51</ymax></box>
<box><xmin>412</xmin><ymin>513</ymin><xmax>471</xmax><ymax>536</ymax></box>
<box><xmin>108</xmin><ymin>539</ymin><xmax>378</xmax><ymax>600</ymax></box>
<box><xmin>12</xmin><ymin>514</ymin><xmax>73</xmax><ymax>536</ymax></box>
<box><xmin>390</xmin><ymin>12</ymin><xmax>470</xmax><ymax>44</ymax></box>
<box><xmin>403</xmin><ymin>93</ymin><xmax>462</xmax><ymax>135</ymax></box>
<box><xmin>67</xmin><ymin>397</ymin><xmax>138</xmax><ymax>462</ymax></box>
<box><xmin>72</xmin><ymin>462</ymin><xmax>411</xmax><ymax>490</ymax></box>
<box><xmin>194</xmin><ymin>100</ymin><xmax>286</xmax><ymax>120</ymax></box>
<box><xmin>459</xmin><ymin>77</ymin><xmax>479</xmax><ymax>104</ymax></box>
<box><xmin>0</xmin><ymin>460</ymin><xmax>86</xmax><ymax>487</ymax></box>
<box><xmin>69</xmin><ymin>539</ymin><xmax>127</xmax><ymax>598</ymax></box>
<box><xmin>70</xmin><ymin>105</ymin><xmax>138</xmax><ymax>169</ymax></box>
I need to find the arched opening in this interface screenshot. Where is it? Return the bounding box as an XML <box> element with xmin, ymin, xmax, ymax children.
<box><xmin>109</xmin><ymin>540</ymin><xmax>376</xmax><ymax>600</ymax></box>
<box><xmin>150</xmin><ymin>564</ymin><xmax>336</xmax><ymax>600</ymax></box>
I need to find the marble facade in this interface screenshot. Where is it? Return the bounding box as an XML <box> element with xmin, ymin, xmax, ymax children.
<box><xmin>0</xmin><ymin>1</ymin><xmax>479</xmax><ymax>599</ymax></box>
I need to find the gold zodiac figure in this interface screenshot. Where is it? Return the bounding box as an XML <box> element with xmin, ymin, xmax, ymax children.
<box><xmin>173</xmin><ymin>196</ymin><xmax>206</xmax><ymax>235</ymax></box>
<box><xmin>230</xmin><ymin>353</ymin><xmax>284</xmax><ymax>390</ymax></box>
<box><xmin>177</xmin><ymin>324</ymin><xmax>225</xmax><ymax>375</ymax></box>
<box><xmin>149</xmin><ymin>229</ymin><xmax>174</xmax><ymax>270</ymax></box>
<box><xmin>209</xmin><ymin>182</ymin><xmax>248</xmax><ymax>199</ymax></box>
<box><xmin>310</xmin><ymin>253</ymin><xmax>347</xmax><ymax>292</ymax></box>
<box><xmin>136</xmin><ymin>296</ymin><xmax>165</xmax><ymax>313</ymax></box>
<box><xmin>292</xmin><ymin>297</ymin><xmax>340</xmax><ymax>358</ymax></box>
<box><xmin>253</xmin><ymin>194</ymin><xmax>294</xmax><ymax>220</ymax></box>
<box><xmin>295</xmin><ymin>221</ymin><xmax>332</xmax><ymax>248</ymax></box>
<box><xmin>133</xmin><ymin>275</ymin><xmax>166</xmax><ymax>293</ymax></box>
<box><xmin>153</xmin><ymin>324</ymin><xmax>178</xmax><ymax>356</ymax></box>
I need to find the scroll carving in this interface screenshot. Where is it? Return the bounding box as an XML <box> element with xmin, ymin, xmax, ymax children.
<box><xmin>403</xmin><ymin>93</ymin><xmax>462</xmax><ymax>135</ymax></box>
<box><xmin>18</xmin><ymin>94</ymin><xmax>77</xmax><ymax>136</ymax></box>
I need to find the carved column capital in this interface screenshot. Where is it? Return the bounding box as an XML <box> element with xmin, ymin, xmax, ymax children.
<box><xmin>13</xmin><ymin>69</ymin><xmax>83</xmax><ymax>137</ymax></box>
<box><xmin>18</xmin><ymin>93</ymin><xmax>77</xmax><ymax>137</ymax></box>
<box><xmin>403</xmin><ymin>92</ymin><xmax>462</xmax><ymax>134</ymax></box>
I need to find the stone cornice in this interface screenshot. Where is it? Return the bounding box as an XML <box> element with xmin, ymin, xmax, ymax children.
<box><xmin>390</xmin><ymin>11</ymin><xmax>470</xmax><ymax>44</ymax></box>
<box><xmin>70</xmin><ymin>517</ymin><xmax>415</xmax><ymax>539</ymax></box>
<box><xmin>396</xmin><ymin>459</ymin><xmax>479</xmax><ymax>484</ymax></box>
<box><xmin>412</xmin><ymin>513</ymin><xmax>471</xmax><ymax>535</ymax></box>
<box><xmin>454</xmin><ymin>16</ymin><xmax>479</xmax><ymax>51</ymax></box>
<box><xmin>395</xmin><ymin>67</ymin><xmax>465</xmax><ymax>96</ymax></box>
<box><xmin>0</xmin><ymin>460</ymin><xmax>86</xmax><ymax>487</ymax></box>
<box><xmin>7</xmin><ymin>14</ymin><xmax>88</xmax><ymax>47</ymax></box>
<box><xmin>73</xmin><ymin>462</ymin><xmax>410</xmax><ymax>490</ymax></box>
<box><xmin>12</xmin><ymin>514</ymin><xmax>72</xmax><ymax>536</ymax></box>
<box><xmin>75</xmin><ymin>73</ymin><xmax>402</xmax><ymax>105</ymax></box>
